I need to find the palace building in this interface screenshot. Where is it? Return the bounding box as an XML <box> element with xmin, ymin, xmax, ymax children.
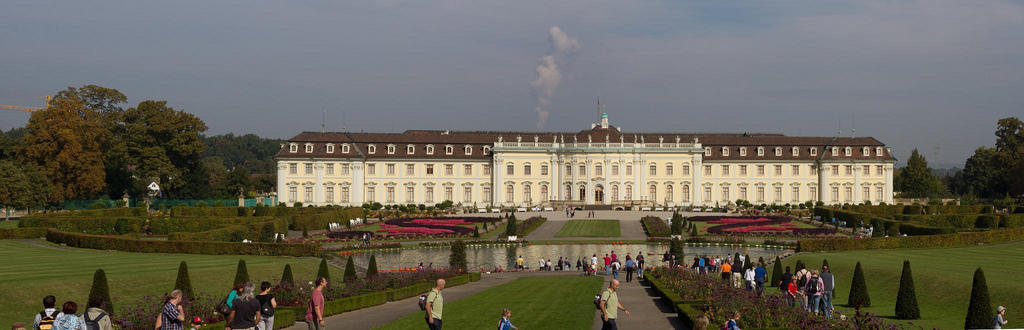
<box><xmin>275</xmin><ymin>112</ymin><xmax>895</xmax><ymax>209</ymax></box>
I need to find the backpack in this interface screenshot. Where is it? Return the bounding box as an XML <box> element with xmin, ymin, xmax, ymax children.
<box><xmin>418</xmin><ymin>294</ymin><xmax>428</xmax><ymax>310</ymax></box>
<box><xmin>38</xmin><ymin>311</ymin><xmax>60</xmax><ymax>330</ymax></box>
<box><xmin>797</xmin><ymin>272</ymin><xmax>809</xmax><ymax>287</ymax></box>
<box><xmin>806</xmin><ymin>277</ymin><xmax>820</xmax><ymax>295</ymax></box>
<box><xmin>593</xmin><ymin>294</ymin><xmax>603</xmax><ymax>310</ymax></box>
<box><xmin>84</xmin><ymin>312</ymin><xmax>106</xmax><ymax>330</ymax></box>
<box><xmin>260</xmin><ymin>296</ymin><xmax>275</xmax><ymax>317</ymax></box>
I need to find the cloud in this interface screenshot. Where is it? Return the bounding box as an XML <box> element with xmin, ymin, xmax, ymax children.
<box><xmin>530</xmin><ymin>26</ymin><xmax>581</xmax><ymax>129</ymax></box>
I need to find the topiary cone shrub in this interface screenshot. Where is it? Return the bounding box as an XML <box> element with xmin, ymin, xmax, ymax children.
<box><xmin>174</xmin><ymin>261</ymin><xmax>194</xmax><ymax>300</ymax></box>
<box><xmin>89</xmin><ymin>268</ymin><xmax>113</xmax><ymax>313</ymax></box>
<box><xmin>848</xmin><ymin>261</ymin><xmax>870</xmax><ymax>308</ymax></box>
<box><xmin>233</xmin><ymin>260</ymin><xmax>250</xmax><ymax>285</ymax></box>
<box><xmin>821</xmin><ymin>258</ymin><xmax>830</xmax><ymax>270</ymax></box>
<box><xmin>317</xmin><ymin>258</ymin><xmax>331</xmax><ymax>280</ymax></box>
<box><xmin>449</xmin><ymin>240</ymin><xmax>468</xmax><ymax>271</ymax></box>
<box><xmin>343</xmin><ymin>256</ymin><xmax>357</xmax><ymax>282</ymax></box>
<box><xmin>670</xmin><ymin>238</ymin><xmax>685</xmax><ymax>262</ymax></box>
<box><xmin>366</xmin><ymin>255</ymin><xmax>379</xmax><ymax>278</ymax></box>
<box><xmin>964</xmin><ymin>267</ymin><xmax>993</xmax><ymax>328</ymax></box>
<box><xmin>895</xmin><ymin>260</ymin><xmax>920</xmax><ymax>319</ymax></box>
<box><xmin>771</xmin><ymin>257</ymin><xmax>783</xmax><ymax>287</ymax></box>
<box><xmin>281</xmin><ymin>264</ymin><xmax>294</xmax><ymax>285</ymax></box>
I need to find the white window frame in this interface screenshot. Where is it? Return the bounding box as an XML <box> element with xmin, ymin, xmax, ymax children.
<box><xmin>342</xmin><ymin>144</ymin><xmax>350</xmax><ymax>153</ymax></box>
<box><xmin>368</xmin><ymin>144</ymin><xmax>376</xmax><ymax>154</ymax></box>
<box><xmin>445</xmin><ymin>145</ymin><xmax>454</xmax><ymax>155</ymax></box>
<box><xmin>289</xmin><ymin>143</ymin><xmax>298</xmax><ymax>153</ymax></box>
<box><xmin>844</xmin><ymin>147</ymin><xmax>852</xmax><ymax>156</ymax></box>
<box><xmin>426</xmin><ymin>145</ymin><xmax>435</xmax><ymax>155</ymax></box>
<box><xmin>757</xmin><ymin>146</ymin><xmax>765</xmax><ymax>156</ymax></box>
<box><xmin>739</xmin><ymin>147</ymin><xmax>747</xmax><ymax>156</ymax></box>
<box><xmin>387</xmin><ymin>144</ymin><xmax>396</xmax><ymax>154</ymax></box>
<box><xmin>876</xmin><ymin>147</ymin><xmax>883</xmax><ymax>156</ymax></box>
<box><xmin>704</xmin><ymin>147</ymin><xmax>711</xmax><ymax>156</ymax></box>
<box><xmin>407</xmin><ymin>145</ymin><xmax>415</xmax><ymax>154</ymax></box>
<box><xmin>326</xmin><ymin>144</ymin><xmax>335</xmax><ymax>154</ymax></box>
<box><xmin>483</xmin><ymin>146</ymin><xmax>491</xmax><ymax>155</ymax></box>
<box><xmin>722</xmin><ymin>147</ymin><xmax>729</xmax><ymax>156</ymax></box>
<box><xmin>832</xmin><ymin>147</ymin><xmax>839</xmax><ymax>156</ymax></box>
<box><xmin>305</xmin><ymin>143</ymin><xmax>314</xmax><ymax>153</ymax></box>
<box><xmin>810</xmin><ymin>147</ymin><xmax>817</xmax><ymax>156</ymax></box>
<box><xmin>464</xmin><ymin>145</ymin><xmax>472</xmax><ymax>155</ymax></box>
<box><xmin>862</xmin><ymin>147</ymin><xmax>870</xmax><ymax>156</ymax></box>
<box><xmin>775</xmin><ymin>147</ymin><xmax>782</xmax><ymax>156</ymax></box>
<box><xmin>792</xmin><ymin>147</ymin><xmax>799</xmax><ymax>156</ymax></box>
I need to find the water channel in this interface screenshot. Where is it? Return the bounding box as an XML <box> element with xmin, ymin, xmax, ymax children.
<box><xmin>342</xmin><ymin>243</ymin><xmax>790</xmax><ymax>271</ymax></box>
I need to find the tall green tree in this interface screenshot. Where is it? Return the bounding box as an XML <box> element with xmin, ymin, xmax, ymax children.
<box><xmin>952</xmin><ymin>147</ymin><xmax>999</xmax><ymax>197</ymax></box>
<box><xmin>449</xmin><ymin>240</ymin><xmax>468</xmax><ymax>271</ymax></box>
<box><xmin>89</xmin><ymin>269</ymin><xmax>113</xmax><ymax>313</ymax></box>
<box><xmin>20</xmin><ymin>95</ymin><xmax>109</xmax><ymax>201</ymax></box>
<box><xmin>233</xmin><ymin>260</ymin><xmax>250</xmax><ymax>285</ymax></box>
<box><xmin>366</xmin><ymin>255</ymin><xmax>379</xmax><ymax>278</ymax></box>
<box><xmin>174</xmin><ymin>261</ymin><xmax>194</xmax><ymax>300</ymax></box>
<box><xmin>895</xmin><ymin>260</ymin><xmax>920</xmax><ymax>319</ymax></box>
<box><xmin>894</xmin><ymin>149</ymin><xmax>944</xmax><ymax>198</ymax></box>
<box><xmin>771</xmin><ymin>257</ymin><xmax>783</xmax><ymax>287</ymax></box>
<box><xmin>670</xmin><ymin>238</ymin><xmax>685</xmax><ymax>262</ymax></box>
<box><xmin>0</xmin><ymin>161</ymin><xmax>49</xmax><ymax>217</ymax></box>
<box><xmin>281</xmin><ymin>264</ymin><xmax>295</xmax><ymax>285</ymax></box>
<box><xmin>994</xmin><ymin>117</ymin><xmax>1024</xmax><ymax>197</ymax></box>
<box><xmin>964</xmin><ymin>268</ymin><xmax>993</xmax><ymax>329</ymax></box>
<box><xmin>343</xmin><ymin>256</ymin><xmax>357</xmax><ymax>282</ymax></box>
<box><xmin>317</xmin><ymin>258</ymin><xmax>331</xmax><ymax>280</ymax></box>
<box><xmin>111</xmin><ymin>100</ymin><xmax>208</xmax><ymax>198</ymax></box>
<box><xmin>848</xmin><ymin>261</ymin><xmax>871</xmax><ymax>308</ymax></box>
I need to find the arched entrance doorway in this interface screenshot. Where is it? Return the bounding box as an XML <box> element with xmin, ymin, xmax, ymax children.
<box><xmin>594</xmin><ymin>185</ymin><xmax>604</xmax><ymax>204</ymax></box>
<box><xmin>578</xmin><ymin>185</ymin><xmax>586</xmax><ymax>202</ymax></box>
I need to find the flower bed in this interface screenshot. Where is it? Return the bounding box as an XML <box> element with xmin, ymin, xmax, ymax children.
<box><xmin>690</xmin><ymin>216</ymin><xmax>838</xmax><ymax>237</ymax></box>
<box><xmin>642</xmin><ymin>216</ymin><xmax>671</xmax><ymax>237</ymax></box>
<box><xmin>650</xmin><ymin>267</ymin><xmax>901</xmax><ymax>329</ymax></box>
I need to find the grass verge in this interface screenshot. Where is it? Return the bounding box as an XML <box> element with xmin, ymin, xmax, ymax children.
<box><xmin>555</xmin><ymin>220</ymin><xmax>621</xmax><ymax>238</ymax></box>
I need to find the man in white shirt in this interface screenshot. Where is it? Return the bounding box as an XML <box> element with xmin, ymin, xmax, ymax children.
<box><xmin>744</xmin><ymin>267</ymin><xmax>756</xmax><ymax>291</ymax></box>
<box><xmin>34</xmin><ymin>295</ymin><xmax>63</xmax><ymax>330</ymax></box>
<box><xmin>538</xmin><ymin>258</ymin><xmax>545</xmax><ymax>271</ymax></box>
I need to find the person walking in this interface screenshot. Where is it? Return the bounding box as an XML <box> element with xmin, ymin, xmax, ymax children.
<box><xmin>305</xmin><ymin>277</ymin><xmax>327</xmax><ymax>330</ymax></box>
<box><xmin>754</xmin><ymin>263</ymin><xmax>767</xmax><ymax>294</ymax></box>
<box><xmin>83</xmin><ymin>296</ymin><xmax>113</xmax><ymax>330</ymax></box>
<box><xmin>819</xmin><ymin>265</ymin><xmax>835</xmax><ymax>318</ymax></box>
<box><xmin>724</xmin><ymin>310</ymin><xmax>741</xmax><ymax>330</ymax></box>
<box><xmin>743</xmin><ymin>266</ymin><xmax>755</xmax><ymax>291</ymax></box>
<box><xmin>603</xmin><ymin>254</ymin><xmax>611</xmax><ymax>276</ymax></box>
<box><xmin>624</xmin><ymin>257</ymin><xmax>636</xmax><ymax>283</ymax></box>
<box><xmin>51</xmin><ymin>302</ymin><xmax>83</xmax><ymax>330</ymax></box>
<box><xmin>497</xmin><ymin>308</ymin><xmax>518</xmax><ymax>330</ymax></box>
<box><xmin>731</xmin><ymin>261</ymin><xmax>744</xmax><ymax>289</ymax></box>
<box><xmin>804</xmin><ymin>270</ymin><xmax>825</xmax><ymax>315</ymax></box>
<box><xmin>636</xmin><ymin>252</ymin><xmax>645</xmax><ymax>280</ymax></box>
<box><xmin>794</xmin><ymin>265</ymin><xmax>810</xmax><ymax>310</ymax></box>
<box><xmin>425</xmin><ymin>279</ymin><xmax>445</xmax><ymax>330</ymax></box>
<box><xmin>599</xmin><ymin>280</ymin><xmax>630</xmax><ymax>330</ymax></box>
<box><xmin>226</xmin><ymin>282</ymin><xmax>261</xmax><ymax>330</ymax></box>
<box><xmin>156</xmin><ymin>290</ymin><xmax>185</xmax><ymax>330</ymax></box>
<box><xmin>610</xmin><ymin>251</ymin><xmax>617</xmax><ymax>263</ymax></box>
<box><xmin>255</xmin><ymin>282</ymin><xmax>277</xmax><ymax>330</ymax></box>
<box><xmin>779</xmin><ymin>266</ymin><xmax>793</xmax><ymax>292</ymax></box>
<box><xmin>993</xmin><ymin>306</ymin><xmax>1009</xmax><ymax>329</ymax></box>
<box><xmin>786</xmin><ymin>277</ymin><xmax>801</xmax><ymax>307</ymax></box>
<box><xmin>34</xmin><ymin>295</ymin><xmax>63</xmax><ymax>330</ymax></box>
<box><xmin>226</xmin><ymin>283</ymin><xmax>243</xmax><ymax>310</ymax></box>
<box><xmin>611</xmin><ymin>259</ymin><xmax>621</xmax><ymax>280</ymax></box>
<box><xmin>516</xmin><ymin>256</ymin><xmax>524</xmax><ymax>271</ymax></box>
<box><xmin>720</xmin><ymin>261</ymin><xmax>732</xmax><ymax>282</ymax></box>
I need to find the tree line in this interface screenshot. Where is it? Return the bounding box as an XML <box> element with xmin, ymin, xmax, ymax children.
<box><xmin>0</xmin><ymin>85</ymin><xmax>283</xmax><ymax>211</ymax></box>
<box><xmin>893</xmin><ymin>117</ymin><xmax>1023</xmax><ymax>203</ymax></box>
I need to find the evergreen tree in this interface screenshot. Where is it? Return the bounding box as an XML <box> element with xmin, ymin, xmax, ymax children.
<box><xmin>771</xmin><ymin>256</ymin><xmax>783</xmax><ymax>288</ymax></box>
<box><xmin>895</xmin><ymin>260</ymin><xmax>920</xmax><ymax>319</ymax></box>
<box><xmin>366</xmin><ymin>255</ymin><xmax>379</xmax><ymax>278</ymax></box>
<box><xmin>848</xmin><ymin>261</ymin><xmax>871</xmax><ymax>308</ymax></box>
<box><xmin>690</xmin><ymin>223</ymin><xmax>698</xmax><ymax>236</ymax></box>
<box><xmin>894</xmin><ymin>149</ymin><xmax>944</xmax><ymax>198</ymax></box>
<box><xmin>281</xmin><ymin>264</ymin><xmax>294</xmax><ymax>285</ymax></box>
<box><xmin>964</xmin><ymin>268</ymin><xmax>993</xmax><ymax>328</ymax></box>
<box><xmin>317</xmin><ymin>258</ymin><xmax>331</xmax><ymax>280</ymax></box>
<box><xmin>758</xmin><ymin>256</ymin><xmax>765</xmax><ymax>266</ymax></box>
<box><xmin>449</xmin><ymin>240</ymin><xmax>468</xmax><ymax>271</ymax></box>
<box><xmin>88</xmin><ymin>268</ymin><xmax>113</xmax><ymax>313</ymax></box>
<box><xmin>473</xmin><ymin>226</ymin><xmax>480</xmax><ymax>238</ymax></box>
<box><xmin>343</xmin><ymin>256</ymin><xmax>357</xmax><ymax>282</ymax></box>
<box><xmin>233</xmin><ymin>259</ymin><xmax>249</xmax><ymax>285</ymax></box>
<box><xmin>174</xmin><ymin>261</ymin><xmax>194</xmax><ymax>300</ymax></box>
<box><xmin>669</xmin><ymin>238</ymin><xmax>685</xmax><ymax>262</ymax></box>
<box><xmin>822</xmin><ymin>259</ymin><xmax>830</xmax><ymax>270</ymax></box>
<box><xmin>744</xmin><ymin>254</ymin><xmax>753</xmax><ymax>271</ymax></box>
<box><xmin>302</xmin><ymin>227</ymin><xmax>309</xmax><ymax>238</ymax></box>
<box><xmin>506</xmin><ymin>214</ymin><xmax>518</xmax><ymax>236</ymax></box>
<box><xmin>670</xmin><ymin>212</ymin><xmax>684</xmax><ymax>235</ymax></box>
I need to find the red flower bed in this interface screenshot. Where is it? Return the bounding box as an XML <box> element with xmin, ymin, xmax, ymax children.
<box><xmin>697</xmin><ymin>216</ymin><xmax>837</xmax><ymax>236</ymax></box>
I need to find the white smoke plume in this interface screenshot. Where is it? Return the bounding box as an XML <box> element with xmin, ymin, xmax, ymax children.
<box><xmin>530</xmin><ymin>26</ymin><xmax>580</xmax><ymax>129</ymax></box>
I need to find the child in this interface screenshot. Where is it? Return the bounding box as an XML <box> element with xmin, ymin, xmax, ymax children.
<box><xmin>189</xmin><ymin>316</ymin><xmax>203</xmax><ymax>330</ymax></box>
<box><xmin>498</xmin><ymin>308</ymin><xmax>518</xmax><ymax>330</ymax></box>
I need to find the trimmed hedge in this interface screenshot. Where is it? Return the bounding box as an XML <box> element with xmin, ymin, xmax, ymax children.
<box><xmin>516</xmin><ymin>216</ymin><xmax>547</xmax><ymax>236</ymax></box>
<box><xmin>0</xmin><ymin>227</ymin><xmax>48</xmax><ymax>239</ymax></box>
<box><xmin>641</xmin><ymin>216</ymin><xmax>671</xmax><ymax>237</ymax></box>
<box><xmin>868</xmin><ymin>217</ymin><xmax>956</xmax><ymax>236</ymax></box>
<box><xmin>170</xmin><ymin>206</ymin><xmax>246</xmax><ymax>217</ymax></box>
<box><xmin>798</xmin><ymin>227</ymin><xmax>1024</xmax><ymax>252</ymax></box>
<box><xmin>46</xmin><ymin>229</ymin><xmax>321</xmax><ymax>256</ymax></box>
<box><xmin>254</xmin><ymin>206</ymin><xmax>297</xmax><ymax>217</ymax></box>
<box><xmin>42</xmin><ymin>207</ymin><xmax>147</xmax><ymax>217</ymax></box>
<box><xmin>383</xmin><ymin>273</ymin><xmax>477</xmax><ymax>302</ymax></box>
<box><xmin>166</xmin><ymin>219</ymin><xmax>290</xmax><ymax>242</ymax></box>
<box><xmin>1001</xmin><ymin>214</ymin><xmax>1024</xmax><ymax>228</ymax></box>
<box><xmin>646</xmin><ymin>274</ymin><xmax>700</xmax><ymax>329</ymax></box>
<box><xmin>291</xmin><ymin>208</ymin><xmax>363</xmax><ymax>231</ymax></box>
<box><xmin>893</xmin><ymin>214</ymin><xmax>1001</xmax><ymax>229</ymax></box>
<box><xmin>150</xmin><ymin>216</ymin><xmax>286</xmax><ymax>235</ymax></box>
<box><xmin>19</xmin><ymin>216</ymin><xmax>146</xmax><ymax>235</ymax></box>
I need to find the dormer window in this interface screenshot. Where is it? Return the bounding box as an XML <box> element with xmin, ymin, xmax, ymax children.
<box><xmin>792</xmin><ymin>147</ymin><xmax>799</xmax><ymax>156</ymax></box>
<box><xmin>483</xmin><ymin>146</ymin><xmax>491</xmax><ymax>155</ymax></box>
<box><xmin>445</xmin><ymin>145</ymin><xmax>454</xmax><ymax>155</ymax></box>
<box><xmin>832</xmin><ymin>147</ymin><xmax>839</xmax><ymax>156</ymax></box>
<box><xmin>407</xmin><ymin>145</ymin><xmax>415</xmax><ymax>154</ymax></box>
<box><xmin>774</xmin><ymin>147</ymin><xmax>782</xmax><ymax>156</ymax></box>
<box><xmin>326</xmin><ymin>144</ymin><xmax>335</xmax><ymax>153</ymax></box>
<box><xmin>721</xmin><ymin>147</ymin><xmax>729</xmax><ymax>156</ymax></box>
<box><xmin>368</xmin><ymin>144</ymin><xmax>377</xmax><ymax>154</ymax></box>
<box><xmin>704</xmin><ymin>147</ymin><xmax>711</xmax><ymax>156</ymax></box>
<box><xmin>862</xmin><ymin>147</ymin><xmax>870</xmax><ymax>156</ymax></box>
<box><xmin>739</xmin><ymin>147</ymin><xmax>747</xmax><ymax>156</ymax></box>
<box><xmin>289</xmin><ymin>143</ymin><xmax>298</xmax><ymax>153</ymax></box>
<box><xmin>810</xmin><ymin>147</ymin><xmax>817</xmax><ymax>156</ymax></box>
<box><xmin>757</xmin><ymin>147</ymin><xmax>765</xmax><ymax>156</ymax></box>
<box><xmin>876</xmin><ymin>147</ymin><xmax>883</xmax><ymax>156</ymax></box>
<box><xmin>342</xmin><ymin>144</ymin><xmax>350</xmax><ymax>153</ymax></box>
<box><xmin>305</xmin><ymin>143</ymin><xmax>313</xmax><ymax>153</ymax></box>
<box><xmin>464</xmin><ymin>145</ymin><xmax>473</xmax><ymax>155</ymax></box>
<box><xmin>426</xmin><ymin>145</ymin><xmax>435</xmax><ymax>155</ymax></box>
<box><xmin>387</xmin><ymin>145</ymin><xmax>396</xmax><ymax>154</ymax></box>
<box><xmin>844</xmin><ymin>147</ymin><xmax>852</xmax><ymax>156</ymax></box>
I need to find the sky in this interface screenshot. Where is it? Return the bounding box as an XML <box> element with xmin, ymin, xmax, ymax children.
<box><xmin>2</xmin><ymin>0</ymin><xmax>1024</xmax><ymax>168</ymax></box>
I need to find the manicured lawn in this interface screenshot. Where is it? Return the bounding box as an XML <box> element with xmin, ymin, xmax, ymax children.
<box><xmin>0</xmin><ymin>220</ymin><xmax>18</xmax><ymax>228</ymax></box>
<box><xmin>555</xmin><ymin>220</ymin><xmax>621</xmax><ymax>238</ymax></box>
<box><xmin>374</xmin><ymin>276</ymin><xmax>603</xmax><ymax>330</ymax></box>
<box><xmin>780</xmin><ymin>241</ymin><xmax>1024</xmax><ymax>329</ymax></box>
<box><xmin>0</xmin><ymin>239</ymin><xmax>324</xmax><ymax>324</ymax></box>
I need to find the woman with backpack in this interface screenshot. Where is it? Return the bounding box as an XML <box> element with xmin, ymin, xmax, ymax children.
<box><xmin>83</xmin><ymin>297</ymin><xmax>112</xmax><ymax>330</ymax></box>
<box><xmin>255</xmin><ymin>282</ymin><xmax>277</xmax><ymax>330</ymax></box>
<box><xmin>804</xmin><ymin>270</ymin><xmax>825</xmax><ymax>315</ymax></box>
<box><xmin>51</xmin><ymin>302</ymin><xmax>84</xmax><ymax>330</ymax></box>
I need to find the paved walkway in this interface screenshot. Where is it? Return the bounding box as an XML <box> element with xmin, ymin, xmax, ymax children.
<box><xmin>284</xmin><ymin>271</ymin><xmax>685</xmax><ymax>330</ymax></box>
<box><xmin>524</xmin><ymin>210</ymin><xmax>727</xmax><ymax>241</ymax></box>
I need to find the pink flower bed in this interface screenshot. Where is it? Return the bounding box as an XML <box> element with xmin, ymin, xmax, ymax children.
<box><xmin>377</xmin><ymin>227</ymin><xmax>456</xmax><ymax>235</ymax></box>
<box><xmin>707</xmin><ymin>218</ymin><xmax>773</xmax><ymax>224</ymax></box>
<box><xmin>410</xmin><ymin>219</ymin><xmax>474</xmax><ymax>226</ymax></box>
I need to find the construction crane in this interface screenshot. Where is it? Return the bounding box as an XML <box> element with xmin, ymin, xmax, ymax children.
<box><xmin>0</xmin><ymin>96</ymin><xmax>49</xmax><ymax>112</ymax></box>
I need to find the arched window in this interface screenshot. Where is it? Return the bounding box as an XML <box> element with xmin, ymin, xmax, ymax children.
<box><xmin>506</xmin><ymin>163</ymin><xmax>514</xmax><ymax>175</ymax></box>
<box><xmin>524</xmin><ymin>163</ymin><xmax>532</xmax><ymax>176</ymax></box>
<box><xmin>625</xmin><ymin>185</ymin><xmax>633</xmax><ymax>200</ymax></box>
<box><xmin>523</xmin><ymin>185</ymin><xmax>531</xmax><ymax>202</ymax></box>
<box><xmin>612</xmin><ymin>164</ymin><xmax>619</xmax><ymax>176</ymax></box>
<box><xmin>578</xmin><ymin>185</ymin><xmax>586</xmax><ymax>201</ymax></box>
<box><xmin>666</xmin><ymin>163</ymin><xmax>674</xmax><ymax>176</ymax></box>
<box><xmin>682</xmin><ymin>185</ymin><xmax>690</xmax><ymax>202</ymax></box>
<box><xmin>595</xmin><ymin>163</ymin><xmax>603</xmax><ymax>176</ymax></box>
<box><xmin>579</xmin><ymin>164</ymin><xmax>586</xmax><ymax>176</ymax></box>
<box><xmin>649</xmin><ymin>184</ymin><xmax>657</xmax><ymax>201</ymax></box>
<box><xmin>626</xmin><ymin>164</ymin><xmax>633</xmax><ymax>176</ymax></box>
<box><xmin>666</xmin><ymin>185</ymin><xmax>674</xmax><ymax>201</ymax></box>
<box><xmin>506</xmin><ymin>185</ymin><xmax>514</xmax><ymax>202</ymax></box>
<box><xmin>565</xmin><ymin>184</ymin><xmax>572</xmax><ymax>200</ymax></box>
<box><xmin>682</xmin><ymin>164</ymin><xmax>690</xmax><ymax>176</ymax></box>
<box><xmin>540</xmin><ymin>185</ymin><xmax>548</xmax><ymax>201</ymax></box>
<box><xmin>649</xmin><ymin>164</ymin><xmax>657</xmax><ymax>176</ymax></box>
<box><xmin>612</xmin><ymin>185</ymin><xmax>619</xmax><ymax>201</ymax></box>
